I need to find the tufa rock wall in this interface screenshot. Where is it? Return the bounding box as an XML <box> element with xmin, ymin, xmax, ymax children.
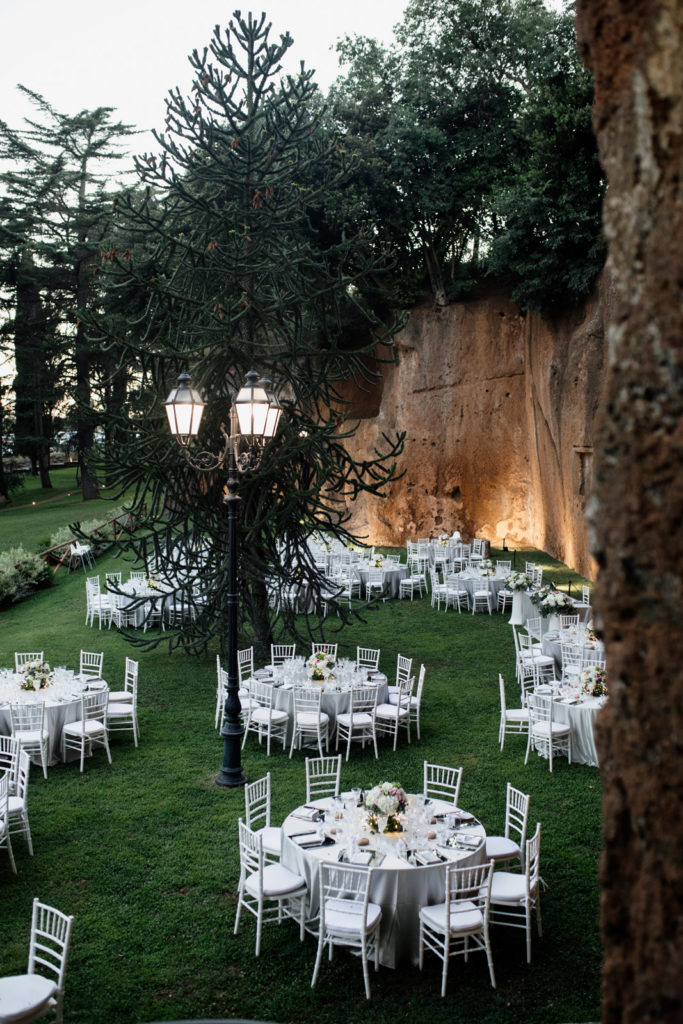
<box><xmin>340</xmin><ymin>278</ymin><xmax>609</xmax><ymax>578</ymax></box>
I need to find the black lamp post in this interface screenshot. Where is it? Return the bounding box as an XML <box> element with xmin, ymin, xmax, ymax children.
<box><xmin>164</xmin><ymin>370</ymin><xmax>282</xmax><ymax>787</ymax></box>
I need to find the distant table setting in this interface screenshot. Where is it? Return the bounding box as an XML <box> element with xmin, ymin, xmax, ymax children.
<box><xmin>280</xmin><ymin>788</ymin><xmax>486</xmax><ymax>967</ymax></box>
<box><xmin>535</xmin><ymin>679</ymin><xmax>606</xmax><ymax>767</ymax></box>
<box><xmin>0</xmin><ymin>664</ymin><xmax>108</xmax><ymax>765</ymax></box>
<box><xmin>249</xmin><ymin>657</ymin><xmax>388</xmax><ymax>740</ymax></box>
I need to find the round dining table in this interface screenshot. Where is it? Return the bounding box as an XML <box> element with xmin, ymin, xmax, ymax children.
<box><xmin>0</xmin><ymin>669</ymin><xmax>109</xmax><ymax>765</ymax></box>
<box><xmin>355</xmin><ymin>564</ymin><xmax>408</xmax><ymax>600</ymax></box>
<box><xmin>251</xmin><ymin>661</ymin><xmax>388</xmax><ymax>743</ymax></box>
<box><xmin>280</xmin><ymin>794</ymin><xmax>486</xmax><ymax>967</ymax></box>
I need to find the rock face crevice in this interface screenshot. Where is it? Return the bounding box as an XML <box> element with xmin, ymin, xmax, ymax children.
<box><xmin>340</xmin><ymin>279</ymin><xmax>609</xmax><ymax>578</ymax></box>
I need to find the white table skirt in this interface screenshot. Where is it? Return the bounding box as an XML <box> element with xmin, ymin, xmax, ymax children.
<box><xmin>449</xmin><ymin>571</ymin><xmax>508</xmax><ymax>603</ymax></box>
<box><xmin>541</xmin><ymin>636</ymin><xmax>606</xmax><ymax>674</ymax></box>
<box><xmin>280</xmin><ymin>796</ymin><xmax>486</xmax><ymax>968</ymax></box>
<box><xmin>551</xmin><ymin>695</ymin><xmax>603</xmax><ymax>767</ymax></box>
<box><xmin>0</xmin><ymin>672</ymin><xmax>108</xmax><ymax>765</ymax></box>
<box><xmin>252</xmin><ymin>671</ymin><xmax>388</xmax><ymax>743</ymax></box>
<box><xmin>356</xmin><ymin>565</ymin><xmax>408</xmax><ymax>599</ymax></box>
<box><xmin>518</xmin><ymin>593</ymin><xmax>591</xmax><ymax>631</ymax></box>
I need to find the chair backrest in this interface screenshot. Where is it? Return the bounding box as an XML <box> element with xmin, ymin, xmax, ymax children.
<box><xmin>15</xmin><ymin>652</ymin><xmax>44</xmax><ymax>673</ymax></box>
<box><xmin>271</xmin><ymin>644</ymin><xmax>296</xmax><ymax>665</ymax></box>
<box><xmin>81</xmin><ymin>690</ymin><xmax>109</xmax><ymax>726</ymax></box>
<box><xmin>525</xmin><ymin>561</ymin><xmax>536</xmax><ymax>575</ymax></box>
<box><xmin>27</xmin><ymin>898</ymin><xmax>74</xmax><ymax>995</ymax></box>
<box><xmin>414</xmin><ymin>664</ymin><xmax>426</xmax><ymax>705</ymax></box>
<box><xmin>424</xmin><ymin>761</ymin><xmax>463</xmax><ymax>806</ymax></box>
<box><xmin>129</xmin><ymin>570</ymin><xmax>146</xmax><ymax>582</ymax></box>
<box><xmin>445</xmin><ymin>860</ymin><xmax>494</xmax><ymax>927</ymax></box>
<box><xmin>0</xmin><ymin>772</ymin><xmax>9</xmax><ymax>829</ymax></box>
<box><xmin>105</xmin><ymin>571</ymin><xmax>122</xmax><ymax>588</ymax></box>
<box><xmin>395</xmin><ymin>674</ymin><xmax>414</xmax><ymax>711</ymax></box>
<box><xmin>350</xmin><ymin>684</ymin><xmax>379</xmax><ymax>717</ymax></box>
<box><xmin>561</xmin><ymin>643</ymin><xmax>583</xmax><ymax>671</ymax></box>
<box><xmin>0</xmin><ymin>735</ymin><xmax>20</xmax><ymax>790</ymax></box>
<box><xmin>306</xmin><ymin>755</ymin><xmax>342</xmax><ymax>802</ymax></box>
<box><xmin>293</xmin><ymin>685</ymin><xmax>323</xmax><ymax>718</ymax></box>
<box><xmin>496</xmin><ymin>560</ymin><xmax>512</xmax><ymax>571</ymax></box>
<box><xmin>312</xmin><ymin>642</ymin><xmax>338</xmax><ymax>659</ymax></box>
<box><xmin>238</xmin><ymin>818</ymin><xmax>263</xmax><ymax>882</ymax></box>
<box><xmin>527</xmin><ymin>692</ymin><xmax>553</xmax><ymax>727</ymax></box>
<box><xmin>526</xmin><ymin>617</ymin><xmax>543</xmax><ymax>641</ymax></box>
<box><xmin>396</xmin><ymin>653</ymin><xmax>413</xmax><ymax>686</ymax></box>
<box><xmin>498</xmin><ymin>673</ymin><xmax>509</xmax><ymax>714</ymax></box>
<box><xmin>80</xmin><ymin>650</ymin><xmax>104</xmax><ymax>678</ymax></box>
<box><xmin>10</xmin><ymin>702</ymin><xmax>45</xmax><ymax>734</ymax></box>
<box><xmin>524</xmin><ymin>823</ymin><xmax>542</xmax><ymax>897</ymax></box>
<box><xmin>505</xmin><ymin>783</ymin><xmax>530</xmax><ymax>847</ymax></box>
<box><xmin>472</xmin><ymin>538</ymin><xmax>484</xmax><ymax>556</ymax></box>
<box><xmin>560</xmin><ymin>614</ymin><xmax>580</xmax><ymax>629</ymax></box>
<box><xmin>125</xmin><ymin>657</ymin><xmax>139</xmax><ymax>691</ymax></box>
<box><xmin>533</xmin><ymin>566</ymin><xmax>544</xmax><ymax>587</ymax></box>
<box><xmin>356</xmin><ymin>647</ymin><xmax>380</xmax><ymax>671</ymax></box>
<box><xmin>366</xmin><ymin>567</ymin><xmax>384</xmax><ymax>584</ymax></box>
<box><xmin>85</xmin><ymin>575</ymin><xmax>101</xmax><ymax>594</ymax></box>
<box><xmin>582</xmin><ymin>585</ymin><xmax>591</xmax><ymax>605</ymax></box>
<box><xmin>251</xmin><ymin>680</ymin><xmax>275</xmax><ymax>709</ymax></box>
<box><xmin>244</xmin><ymin>773</ymin><xmax>271</xmax><ymax>830</ymax></box>
<box><xmin>14</xmin><ymin>748</ymin><xmax>31</xmax><ymax>803</ymax></box>
<box><xmin>319</xmin><ymin>862</ymin><xmax>373</xmax><ymax>924</ymax></box>
<box><xmin>238</xmin><ymin>647</ymin><xmax>254</xmax><ymax>685</ymax></box>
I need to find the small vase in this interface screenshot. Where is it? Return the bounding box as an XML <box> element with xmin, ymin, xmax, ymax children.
<box><xmin>509</xmin><ymin>590</ymin><xmax>525</xmax><ymax>626</ymax></box>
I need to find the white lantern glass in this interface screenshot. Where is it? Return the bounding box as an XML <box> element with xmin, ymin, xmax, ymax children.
<box><xmin>164</xmin><ymin>374</ymin><xmax>205</xmax><ymax>443</ymax></box>
<box><xmin>234</xmin><ymin>371</ymin><xmax>270</xmax><ymax>439</ymax></box>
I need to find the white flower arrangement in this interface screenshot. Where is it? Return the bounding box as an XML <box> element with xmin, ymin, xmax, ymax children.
<box><xmin>505</xmin><ymin>571</ymin><xmax>531</xmax><ymax>592</ymax></box>
<box><xmin>307</xmin><ymin>650</ymin><xmax>335</xmax><ymax>681</ymax></box>
<box><xmin>530</xmin><ymin>584</ymin><xmax>575</xmax><ymax>616</ymax></box>
<box><xmin>581</xmin><ymin>665</ymin><xmax>607</xmax><ymax>697</ymax></box>
<box><xmin>364</xmin><ymin>782</ymin><xmax>408</xmax><ymax>833</ymax></box>
<box><xmin>19</xmin><ymin>660</ymin><xmax>51</xmax><ymax>691</ymax></box>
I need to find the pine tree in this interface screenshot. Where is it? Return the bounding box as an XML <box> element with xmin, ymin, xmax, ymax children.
<box><xmin>94</xmin><ymin>11</ymin><xmax>404</xmax><ymax>658</ymax></box>
<box><xmin>0</xmin><ymin>87</ymin><xmax>135</xmax><ymax>498</ymax></box>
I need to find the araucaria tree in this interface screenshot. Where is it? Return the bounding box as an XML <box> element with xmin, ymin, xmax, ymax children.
<box><xmin>95</xmin><ymin>11</ymin><xmax>404</xmax><ymax>657</ymax></box>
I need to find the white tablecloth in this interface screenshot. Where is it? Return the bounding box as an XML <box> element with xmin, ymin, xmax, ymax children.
<box><xmin>0</xmin><ymin>670</ymin><xmax>108</xmax><ymax>764</ymax></box>
<box><xmin>251</xmin><ymin>663</ymin><xmax>388</xmax><ymax>743</ymax></box>
<box><xmin>280</xmin><ymin>795</ymin><xmax>486</xmax><ymax>967</ymax></box>
<box><xmin>356</xmin><ymin>565</ymin><xmax>408</xmax><ymax>599</ymax></box>
<box><xmin>550</xmin><ymin>694</ymin><xmax>603</xmax><ymax>766</ymax></box>
<box><xmin>449</xmin><ymin>570</ymin><xmax>509</xmax><ymax>604</ymax></box>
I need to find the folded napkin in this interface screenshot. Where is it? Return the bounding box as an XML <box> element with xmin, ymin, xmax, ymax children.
<box><xmin>291</xmin><ymin>832</ymin><xmax>322</xmax><ymax>847</ymax></box>
<box><xmin>414</xmin><ymin>850</ymin><xmax>441</xmax><ymax>865</ymax></box>
<box><xmin>453</xmin><ymin>832</ymin><xmax>481</xmax><ymax>848</ymax></box>
<box><xmin>291</xmin><ymin>805</ymin><xmax>322</xmax><ymax>822</ymax></box>
<box><xmin>349</xmin><ymin>851</ymin><xmax>373</xmax><ymax>866</ymax></box>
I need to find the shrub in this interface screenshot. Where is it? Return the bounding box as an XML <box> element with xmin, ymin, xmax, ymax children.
<box><xmin>0</xmin><ymin>546</ymin><xmax>52</xmax><ymax>608</ymax></box>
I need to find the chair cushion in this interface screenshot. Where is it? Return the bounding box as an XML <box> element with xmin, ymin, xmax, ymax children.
<box><xmin>532</xmin><ymin>722</ymin><xmax>571</xmax><ymax>738</ymax></box>
<box><xmin>107</xmin><ymin>703</ymin><xmax>134</xmax><ymax>718</ymax></box>
<box><xmin>324</xmin><ymin>897</ymin><xmax>382</xmax><ymax>934</ymax></box>
<box><xmin>490</xmin><ymin>871</ymin><xmax>527</xmax><ymax>903</ymax></box>
<box><xmin>295</xmin><ymin>712</ymin><xmax>330</xmax><ymax>727</ymax></box>
<box><xmin>63</xmin><ymin>720</ymin><xmax>106</xmax><ymax>737</ymax></box>
<box><xmin>257</xmin><ymin>825</ymin><xmax>282</xmax><ymax>856</ymax></box>
<box><xmin>107</xmin><ymin>690</ymin><xmax>130</xmax><ymax>702</ymax></box>
<box><xmin>0</xmin><ymin>974</ymin><xmax>56</xmax><ymax>1023</ymax></box>
<box><xmin>505</xmin><ymin>709</ymin><xmax>530</xmax><ymax>722</ymax></box>
<box><xmin>246</xmin><ymin>863</ymin><xmax>306</xmax><ymax>898</ymax></box>
<box><xmin>486</xmin><ymin>836</ymin><xmax>521</xmax><ymax>862</ymax></box>
<box><xmin>251</xmin><ymin>708</ymin><xmax>289</xmax><ymax>725</ymax></box>
<box><xmin>335</xmin><ymin>713</ymin><xmax>373</xmax><ymax>727</ymax></box>
<box><xmin>375</xmin><ymin>704</ymin><xmax>408</xmax><ymax>719</ymax></box>
<box><xmin>13</xmin><ymin>730</ymin><xmax>46</xmax><ymax>744</ymax></box>
<box><xmin>420</xmin><ymin>900</ymin><xmax>483</xmax><ymax>935</ymax></box>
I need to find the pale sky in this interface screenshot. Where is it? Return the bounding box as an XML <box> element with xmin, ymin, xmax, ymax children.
<box><xmin>1</xmin><ymin>0</ymin><xmax>410</xmax><ymax>171</ymax></box>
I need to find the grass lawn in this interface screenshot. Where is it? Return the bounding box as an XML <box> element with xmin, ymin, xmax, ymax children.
<box><xmin>0</xmin><ymin>491</ymin><xmax>601</xmax><ymax>1024</ymax></box>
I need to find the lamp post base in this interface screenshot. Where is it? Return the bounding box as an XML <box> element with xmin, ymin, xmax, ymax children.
<box><xmin>215</xmin><ymin>767</ymin><xmax>248</xmax><ymax>788</ymax></box>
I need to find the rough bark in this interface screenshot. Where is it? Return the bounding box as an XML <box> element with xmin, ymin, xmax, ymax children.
<box><xmin>575</xmin><ymin>2</ymin><xmax>683</xmax><ymax>1021</ymax></box>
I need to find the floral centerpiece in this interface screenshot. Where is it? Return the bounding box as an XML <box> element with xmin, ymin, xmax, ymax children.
<box><xmin>19</xmin><ymin>660</ymin><xmax>51</xmax><ymax>691</ymax></box>
<box><xmin>581</xmin><ymin>665</ymin><xmax>608</xmax><ymax>697</ymax></box>
<box><xmin>438</xmin><ymin>534</ymin><xmax>449</xmax><ymax>546</ymax></box>
<box><xmin>505</xmin><ymin>571</ymin><xmax>531</xmax><ymax>592</ymax></box>
<box><xmin>307</xmin><ymin>650</ymin><xmax>335</xmax><ymax>682</ymax></box>
<box><xmin>364</xmin><ymin>782</ymin><xmax>407</xmax><ymax>833</ymax></box>
<box><xmin>479</xmin><ymin>558</ymin><xmax>494</xmax><ymax>575</ymax></box>
<box><xmin>530</xmin><ymin>584</ymin><xmax>575</xmax><ymax>617</ymax></box>
<box><xmin>373</xmin><ymin>558</ymin><xmax>384</xmax><ymax>568</ymax></box>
